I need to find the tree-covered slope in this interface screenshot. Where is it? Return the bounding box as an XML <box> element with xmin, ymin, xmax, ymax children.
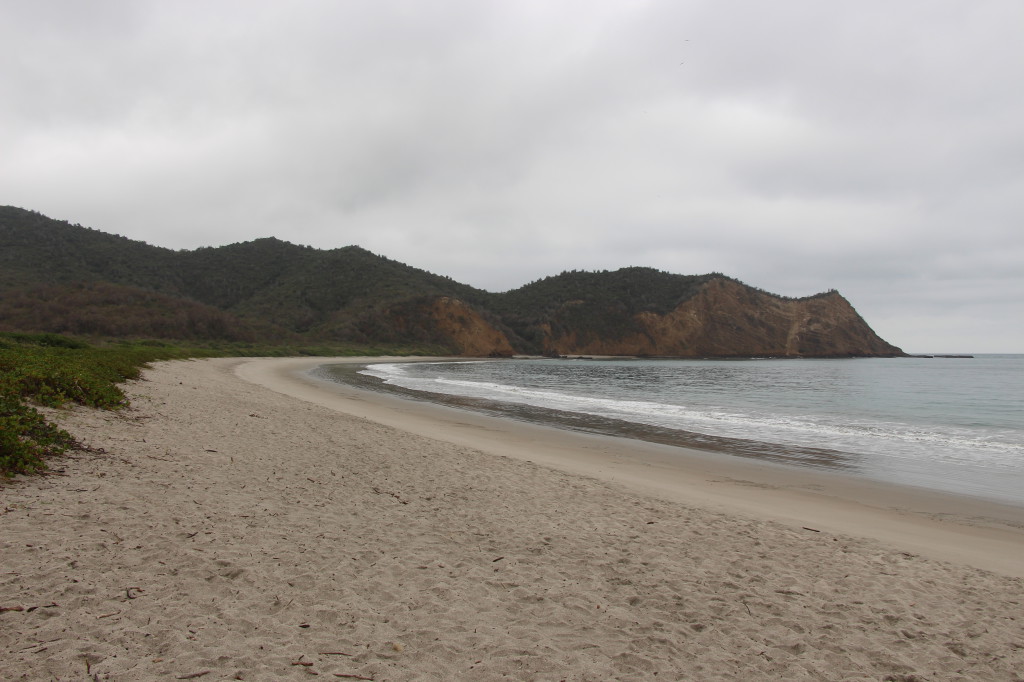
<box><xmin>0</xmin><ymin>206</ymin><xmax>182</xmax><ymax>292</ymax></box>
<box><xmin>0</xmin><ymin>206</ymin><xmax>904</xmax><ymax>357</ymax></box>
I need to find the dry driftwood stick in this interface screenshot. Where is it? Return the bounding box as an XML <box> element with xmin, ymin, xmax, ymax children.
<box><xmin>19</xmin><ymin>638</ymin><xmax>62</xmax><ymax>652</ymax></box>
<box><xmin>4</xmin><ymin>603</ymin><xmax>59</xmax><ymax>613</ymax></box>
<box><xmin>175</xmin><ymin>671</ymin><xmax>210</xmax><ymax>680</ymax></box>
<box><xmin>370</xmin><ymin>487</ymin><xmax>408</xmax><ymax>504</ymax></box>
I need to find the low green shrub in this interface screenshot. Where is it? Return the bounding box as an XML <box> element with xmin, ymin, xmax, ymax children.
<box><xmin>0</xmin><ymin>391</ymin><xmax>75</xmax><ymax>474</ymax></box>
<box><xmin>0</xmin><ymin>338</ymin><xmax>177</xmax><ymax>476</ymax></box>
<box><xmin>0</xmin><ymin>332</ymin><xmax>91</xmax><ymax>349</ymax></box>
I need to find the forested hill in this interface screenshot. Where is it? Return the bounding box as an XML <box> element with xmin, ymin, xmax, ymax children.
<box><xmin>0</xmin><ymin>206</ymin><xmax>904</xmax><ymax>357</ymax></box>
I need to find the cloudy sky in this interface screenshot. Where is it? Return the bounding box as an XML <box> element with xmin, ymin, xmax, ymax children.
<box><xmin>3</xmin><ymin>1</ymin><xmax>1022</xmax><ymax>352</ymax></box>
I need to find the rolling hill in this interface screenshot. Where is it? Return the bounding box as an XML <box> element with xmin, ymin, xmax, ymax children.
<box><xmin>0</xmin><ymin>206</ymin><xmax>904</xmax><ymax>357</ymax></box>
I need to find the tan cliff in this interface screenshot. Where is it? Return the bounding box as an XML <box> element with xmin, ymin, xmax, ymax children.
<box><xmin>427</xmin><ymin>297</ymin><xmax>517</xmax><ymax>357</ymax></box>
<box><xmin>538</xmin><ymin>278</ymin><xmax>902</xmax><ymax>358</ymax></box>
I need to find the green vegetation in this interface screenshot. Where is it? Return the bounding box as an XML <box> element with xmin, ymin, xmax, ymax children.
<box><xmin>0</xmin><ymin>334</ymin><xmax>193</xmax><ymax>476</ymax></box>
<box><xmin>0</xmin><ymin>332</ymin><xmax>447</xmax><ymax>477</ymax></box>
<box><xmin>490</xmin><ymin>268</ymin><xmax>717</xmax><ymax>350</ymax></box>
<box><xmin>0</xmin><ymin>206</ymin><xmax>748</xmax><ymax>353</ymax></box>
<box><xmin>0</xmin><ymin>206</ymin><xmax>488</xmax><ymax>348</ymax></box>
<box><xmin>1</xmin><ymin>205</ymin><xmax>900</xmax><ymax>358</ymax></box>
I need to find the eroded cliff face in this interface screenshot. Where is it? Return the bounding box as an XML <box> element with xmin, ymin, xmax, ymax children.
<box><xmin>541</xmin><ymin>278</ymin><xmax>902</xmax><ymax>357</ymax></box>
<box><xmin>427</xmin><ymin>297</ymin><xmax>517</xmax><ymax>357</ymax></box>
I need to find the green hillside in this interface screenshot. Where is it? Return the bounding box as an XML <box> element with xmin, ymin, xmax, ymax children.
<box><xmin>0</xmin><ymin>205</ymin><xmax>902</xmax><ymax>357</ymax></box>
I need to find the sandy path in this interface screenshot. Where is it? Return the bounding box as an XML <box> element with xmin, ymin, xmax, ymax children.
<box><xmin>2</xmin><ymin>357</ymin><xmax>1022</xmax><ymax>681</ymax></box>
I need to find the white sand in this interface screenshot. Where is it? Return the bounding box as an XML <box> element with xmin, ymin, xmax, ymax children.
<box><xmin>2</xmin><ymin>357</ymin><xmax>1023</xmax><ymax>681</ymax></box>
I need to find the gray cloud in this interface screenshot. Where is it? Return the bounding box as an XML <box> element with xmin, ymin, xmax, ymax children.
<box><xmin>2</xmin><ymin>0</ymin><xmax>1022</xmax><ymax>352</ymax></box>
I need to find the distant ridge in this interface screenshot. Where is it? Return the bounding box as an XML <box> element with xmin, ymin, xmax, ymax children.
<box><xmin>0</xmin><ymin>206</ymin><xmax>904</xmax><ymax>357</ymax></box>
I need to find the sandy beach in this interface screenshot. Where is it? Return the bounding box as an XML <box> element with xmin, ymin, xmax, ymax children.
<box><xmin>2</xmin><ymin>357</ymin><xmax>1023</xmax><ymax>681</ymax></box>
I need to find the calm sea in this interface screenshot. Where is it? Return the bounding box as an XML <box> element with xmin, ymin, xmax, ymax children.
<box><xmin>316</xmin><ymin>356</ymin><xmax>1024</xmax><ymax>506</ymax></box>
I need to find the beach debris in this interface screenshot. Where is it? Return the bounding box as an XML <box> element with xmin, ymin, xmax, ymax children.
<box><xmin>319</xmin><ymin>651</ymin><xmax>354</xmax><ymax>656</ymax></box>
<box><xmin>333</xmin><ymin>674</ymin><xmax>374</xmax><ymax>680</ymax></box>
<box><xmin>146</xmin><ymin>453</ymin><xmax>175</xmax><ymax>461</ymax></box>
<box><xmin>371</xmin><ymin>487</ymin><xmax>408</xmax><ymax>505</ymax></box>
<box><xmin>1</xmin><ymin>602</ymin><xmax>58</xmax><ymax>613</ymax></box>
<box><xmin>802</xmin><ymin>527</ymin><xmax>821</xmax><ymax>533</ymax></box>
<box><xmin>291</xmin><ymin>655</ymin><xmax>314</xmax><ymax>666</ymax></box>
<box><xmin>175</xmin><ymin>671</ymin><xmax>210</xmax><ymax>680</ymax></box>
<box><xmin>125</xmin><ymin>586</ymin><xmax>143</xmax><ymax>600</ymax></box>
<box><xmin>102</xmin><ymin>528</ymin><xmax>124</xmax><ymax>543</ymax></box>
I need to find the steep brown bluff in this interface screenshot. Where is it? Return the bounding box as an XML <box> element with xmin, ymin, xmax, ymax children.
<box><xmin>537</xmin><ymin>277</ymin><xmax>902</xmax><ymax>357</ymax></box>
<box><xmin>1</xmin><ymin>206</ymin><xmax>902</xmax><ymax>357</ymax></box>
<box><xmin>426</xmin><ymin>297</ymin><xmax>516</xmax><ymax>357</ymax></box>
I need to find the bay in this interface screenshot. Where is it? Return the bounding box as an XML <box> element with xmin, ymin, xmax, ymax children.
<box><xmin>316</xmin><ymin>355</ymin><xmax>1024</xmax><ymax>506</ymax></box>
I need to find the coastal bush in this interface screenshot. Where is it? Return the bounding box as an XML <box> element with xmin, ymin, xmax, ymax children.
<box><xmin>0</xmin><ymin>336</ymin><xmax>190</xmax><ymax>476</ymax></box>
<box><xmin>0</xmin><ymin>391</ymin><xmax>75</xmax><ymax>475</ymax></box>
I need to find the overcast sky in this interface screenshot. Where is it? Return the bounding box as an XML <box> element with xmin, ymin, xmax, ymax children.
<box><xmin>3</xmin><ymin>1</ymin><xmax>1022</xmax><ymax>352</ymax></box>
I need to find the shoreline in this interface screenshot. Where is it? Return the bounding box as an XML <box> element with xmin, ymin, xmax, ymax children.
<box><xmin>320</xmin><ymin>357</ymin><xmax>1022</xmax><ymax>506</ymax></box>
<box><xmin>241</xmin><ymin>356</ymin><xmax>1024</xmax><ymax>577</ymax></box>
<box><xmin>3</xmin><ymin>356</ymin><xmax>1023</xmax><ymax>680</ymax></box>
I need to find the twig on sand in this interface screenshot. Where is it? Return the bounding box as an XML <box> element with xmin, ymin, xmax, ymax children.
<box><xmin>371</xmin><ymin>487</ymin><xmax>408</xmax><ymax>505</ymax></box>
<box><xmin>175</xmin><ymin>671</ymin><xmax>210</xmax><ymax>680</ymax></box>
<box><xmin>19</xmin><ymin>637</ymin><xmax>61</xmax><ymax>652</ymax></box>
<box><xmin>2</xmin><ymin>602</ymin><xmax>59</xmax><ymax>613</ymax></box>
<box><xmin>333</xmin><ymin>674</ymin><xmax>374</xmax><ymax>681</ymax></box>
<box><xmin>319</xmin><ymin>651</ymin><xmax>354</xmax><ymax>656</ymax></box>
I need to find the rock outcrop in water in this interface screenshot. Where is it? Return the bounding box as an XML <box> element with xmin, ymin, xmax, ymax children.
<box><xmin>0</xmin><ymin>205</ymin><xmax>903</xmax><ymax>357</ymax></box>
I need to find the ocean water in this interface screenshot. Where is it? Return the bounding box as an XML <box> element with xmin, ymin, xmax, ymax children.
<box><xmin>317</xmin><ymin>356</ymin><xmax>1024</xmax><ymax>506</ymax></box>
